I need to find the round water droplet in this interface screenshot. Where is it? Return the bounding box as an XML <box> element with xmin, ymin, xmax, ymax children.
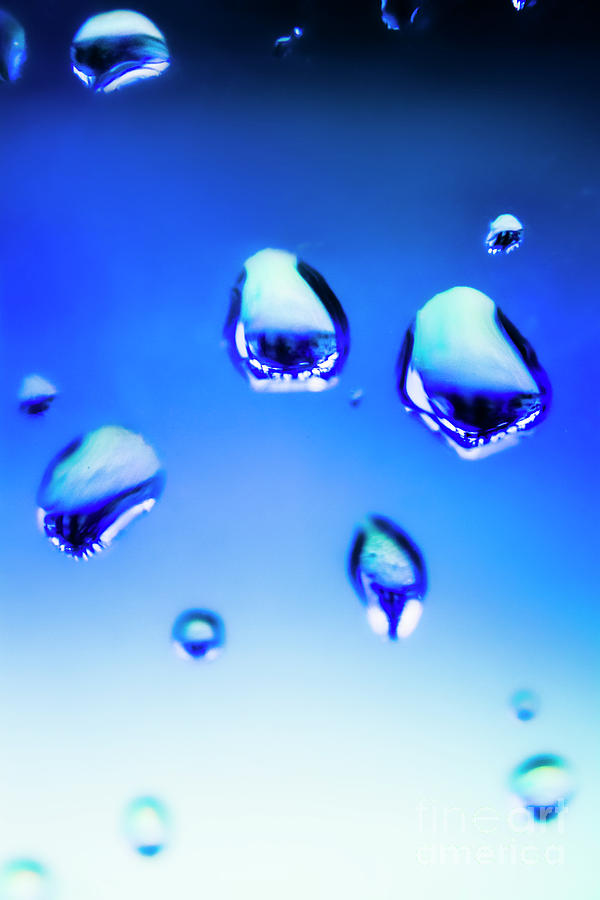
<box><xmin>397</xmin><ymin>286</ymin><xmax>551</xmax><ymax>459</ymax></box>
<box><xmin>18</xmin><ymin>375</ymin><xmax>57</xmax><ymax>416</ymax></box>
<box><xmin>485</xmin><ymin>213</ymin><xmax>523</xmax><ymax>255</ymax></box>
<box><xmin>70</xmin><ymin>10</ymin><xmax>170</xmax><ymax>93</ymax></box>
<box><xmin>124</xmin><ymin>797</ymin><xmax>169</xmax><ymax>857</ymax></box>
<box><xmin>172</xmin><ymin>609</ymin><xmax>225</xmax><ymax>661</ymax></box>
<box><xmin>348</xmin><ymin>515</ymin><xmax>427</xmax><ymax>640</ymax></box>
<box><xmin>0</xmin><ymin>860</ymin><xmax>51</xmax><ymax>900</ymax></box>
<box><xmin>510</xmin><ymin>689</ymin><xmax>540</xmax><ymax>722</ymax></box>
<box><xmin>36</xmin><ymin>425</ymin><xmax>165</xmax><ymax>559</ymax></box>
<box><xmin>0</xmin><ymin>10</ymin><xmax>26</xmax><ymax>83</ymax></box>
<box><xmin>510</xmin><ymin>755</ymin><xmax>573</xmax><ymax>822</ymax></box>
<box><xmin>224</xmin><ymin>248</ymin><xmax>350</xmax><ymax>392</ymax></box>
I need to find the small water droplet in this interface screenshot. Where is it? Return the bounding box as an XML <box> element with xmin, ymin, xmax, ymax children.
<box><xmin>124</xmin><ymin>797</ymin><xmax>169</xmax><ymax>857</ymax></box>
<box><xmin>348</xmin><ymin>515</ymin><xmax>426</xmax><ymax>640</ymax></box>
<box><xmin>349</xmin><ymin>388</ymin><xmax>364</xmax><ymax>408</ymax></box>
<box><xmin>510</xmin><ymin>689</ymin><xmax>540</xmax><ymax>722</ymax></box>
<box><xmin>0</xmin><ymin>860</ymin><xmax>51</xmax><ymax>900</ymax></box>
<box><xmin>510</xmin><ymin>755</ymin><xmax>573</xmax><ymax>822</ymax></box>
<box><xmin>172</xmin><ymin>609</ymin><xmax>225</xmax><ymax>661</ymax></box>
<box><xmin>397</xmin><ymin>286</ymin><xmax>551</xmax><ymax>459</ymax></box>
<box><xmin>36</xmin><ymin>425</ymin><xmax>165</xmax><ymax>559</ymax></box>
<box><xmin>0</xmin><ymin>10</ymin><xmax>26</xmax><ymax>83</ymax></box>
<box><xmin>70</xmin><ymin>10</ymin><xmax>170</xmax><ymax>93</ymax></box>
<box><xmin>224</xmin><ymin>248</ymin><xmax>350</xmax><ymax>392</ymax></box>
<box><xmin>273</xmin><ymin>26</ymin><xmax>304</xmax><ymax>58</ymax></box>
<box><xmin>485</xmin><ymin>214</ymin><xmax>523</xmax><ymax>255</ymax></box>
<box><xmin>18</xmin><ymin>375</ymin><xmax>57</xmax><ymax>416</ymax></box>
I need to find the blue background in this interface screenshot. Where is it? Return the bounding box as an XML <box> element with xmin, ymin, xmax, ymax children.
<box><xmin>0</xmin><ymin>3</ymin><xmax>598</xmax><ymax>897</ymax></box>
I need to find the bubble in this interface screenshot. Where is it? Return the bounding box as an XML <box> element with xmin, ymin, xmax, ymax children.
<box><xmin>36</xmin><ymin>425</ymin><xmax>165</xmax><ymax>559</ymax></box>
<box><xmin>510</xmin><ymin>755</ymin><xmax>573</xmax><ymax>822</ymax></box>
<box><xmin>485</xmin><ymin>213</ymin><xmax>523</xmax><ymax>255</ymax></box>
<box><xmin>510</xmin><ymin>689</ymin><xmax>540</xmax><ymax>722</ymax></box>
<box><xmin>396</xmin><ymin>286</ymin><xmax>551</xmax><ymax>460</ymax></box>
<box><xmin>172</xmin><ymin>609</ymin><xmax>225</xmax><ymax>661</ymax></box>
<box><xmin>348</xmin><ymin>515</ymin><xmax>426</xmax><ymax>640</ymax></box>
<box><xmin>70</xmin><ymin>10</ymin><xmax>170</xmax><ymax>93</ymax></box>
<box><xmin>0</xmin><ymin>10</ymin><xmax>26</xmax><ymax>83</ymax></box>
<box><xmin>18</xmin><ymin>375</ymin><xmax>57</xmax><ymax>416</ymax></box>
<box><xmin>0</xmin><ymin>860</ymin><xmax>51</xmax><ymax>900</ymax></box>
<box><xmin>124</xmin><ymin>797</ymin><xmax>169</xmax><ymax>857</ymax></box>
<box><xmin>273</xmin><ymin>26</ymin><xmax>304</xmax><ymax>58</ymax></box>
<box><xmin>224</xmin><ymin>248</ymin><xmax>350</xmax><ymax>392</ymax></box>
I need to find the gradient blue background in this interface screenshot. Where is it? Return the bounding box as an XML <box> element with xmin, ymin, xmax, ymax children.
<box><xmin>0</xmin><ymin>3</ymin><xmax>598</xmax><ymax>897</ymax></box>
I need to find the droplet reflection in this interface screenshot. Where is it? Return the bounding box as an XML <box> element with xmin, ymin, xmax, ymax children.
<box><xmin>124</xmin><ymin>797</ymin><xmax>169</xmax><ymax>857</ymax></box>
<box><xmin>510</xmin><ymin>755</ymin><xmax>573</xmax><ymax>822</ymax></box>
<box><xmin>172</xmin><ymin>609</ymin><xmax>225</xmax><ymax>661</ymax></box>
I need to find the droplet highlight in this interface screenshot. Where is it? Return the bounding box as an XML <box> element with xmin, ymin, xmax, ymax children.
<box><xmin>70</xmin><ymin>9</ymin><xmax>170</xmax><ymax>93</ymax></box>
<box><xmin>124</xmin><ymin>797</ymin><xmax>169</xmax><ymax>857</ymax></box>
<box><xmin>224</xmin><ymin>248</ymin><xmax>350</xmax><ymax>392</ymax></box>
<box><xmin>0</xmin><ymin>9</ymin><xmax>26</xmax><ymax>83</ymax></box>
<box><xmin>36</xmin><ymin>425</ymin><xmax>165</xmax><ymax>559</ymax></box>
<box><xmin>510</xmin><ymin>689</ymin><xmax>540</xmax><ymax>722</ymax></box>
<box><xmin>510</xmin><ymin>755</ymin><xmax>573</xmax><ymax>822</ymax></box>
<box><xmin>172</xmin><ymin>609</ymin><xmax>225</xmax><ymax>661</ymax></box>
<box><xmin>348</xmin><ymin>515</ymin><xmax>426</xmax><ymax>640</ymax></box>
<box><xmin>397</xmin><ymin>286</ymin><xmax>551</xmax><ymax>459</ymax></box>
<box><xmin>485</xmin><ymin>213</ymin><xmax>523</xmax><ymax>255</ymax></box>
<box><xmin>18</xmin><ymin>375</ymin><xmax>57</xmax><ymax>416</ymax></box>
<box><xmin>273</xmin><ymin>26</ymin><xmax>304</xmax><ymax>58</ymax></box>
<box><xmin>0</xmin><ymin>860</ymin><xmax>51</xmax><ymax>900</ymax></box>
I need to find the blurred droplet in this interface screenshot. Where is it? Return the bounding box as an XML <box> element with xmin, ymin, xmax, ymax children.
<box><xmin>0</xmin><ymin>10</ymin><xmax>26</xmax><ymax>83</ymax></box>
<box><xmin>348</xmin><ymin>515</ymin><xmax>426</xmax><ymax>640</ymax></box>
<box><xmin>485</xmin><ymin>213</ymin><xmax>523</xmax><ymax>255</ymax></box>
<box><xmin>349</xmin><ymin>388</ymin><xmax>364</xmax><ymax>408</ymax></box>
<box><xmin>510</xmin><ymin>689</ymin><xmax>540</xmax><ymax>721</ymax></box>
<box><xmin>172</xmin><ymin>609</ymin><xmax>225</xmax><ymax>661</ymax></box>
<box><xmin>273</xmin><ymin>26</ymin><xmax>304</xmax><ymax>58</ymax></box>
<box><xmin>512</xmin><ymin>0</ymin><xmax>536</xmax><ymax>10</ymax></box>
<box><xmin>18</xmin><ymin>375</ymin><xmax>57</xmax><ymax>416</ymax></box>
<box><xmin>70</xmin><ymin>9</ymin><xmax>170</xmax><ymax>93</ymax></box>
<box><xmin>36</xmin><ymin>425</ymin><xmax>165</xmax><ymax>559</ymax></box>
<box><xmin>397</xmin><ymin>286</ymin><xmax>551</xmax><ymax>459</ymax></box>
<box><xmin>224</xmin><ymin>248</ymin><xmax>350</xmax><ymax>392</ymax></box>
<box><xmin>0</xmin><ymin>860</ymin><xmax>51</xmax><ymax>900</ymax></box>
<box><xmin>124</xmin><ymin>797</ymin><xmax>169</xmax><ymax>857</ymax></box>
<box><xmin>510</xmin><ymin>755</ymin><xmax>574</xmax><ymax>822</ymax></box>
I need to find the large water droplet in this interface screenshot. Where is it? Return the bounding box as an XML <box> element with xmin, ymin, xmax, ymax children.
<box><xmin>18</xmin><ymin>375</ymin><xmax>57</xmax><ymax>416</ymax></box>
<box><xmin>0</xmin><ymin>10</ymin><xmax>26</xmax><ymax>83</ymax></box>
<box><xmin>224</xmin><ymin>248</ymin><xmax>350</xmax><ymax>392</ymax></box>
<box><xmin>510</xmin><ymin>755</ymin><xmax>573</xmax><ymax>822</ymax></box>
<box><xmin>348</xmin><ymin>515</ymin><xmax>426</xmax><ymax>640</ymax></box>
<box><xmin>36</xmin><ymin>425</ymin><xmax>165</xmax><ymax>559</ymax></box>
<box><xmin>124</xmin><ymin>797</ymin><xmax>169</xmax><ymax>857</ymax></box>
<box><xmin>0</xmin><ymin>860</ymin><xmax>51</xmax><ymax>900</ymax></box>
<box><xmin>172</xmin><ymin>609</ymin><xmax>225</xmax><ymax>661</ymax></box>
<box><xmin>485</xmin><ymin>213</ymin><xmax>523</xmax><ymax>255</ymax></box>
<box><xmin>510</xmin><ymin>689</ymin><xmax>540</xmax><ymax>722</ymax></box>
<box><xmin>70</xmin><ymin>10</ymin><xmax>170</xmax><ymax>93</ymax></box>
<box><xmin>397</xmin><ymin>286</ymin><xmax>551</xmax><ymax>459</ymax></box>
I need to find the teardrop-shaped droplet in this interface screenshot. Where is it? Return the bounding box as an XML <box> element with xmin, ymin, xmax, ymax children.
<box><xmin>397</xmin><ymin>286</ymin><xmax>551</xmax><ymax>459</ymax></box>
<box><xmin>0</xmin><ymin>860</ymin><xmax>51</xmax><ymax>900</ymax></box>
<box><xmin>224</xmin><ymin>248</ymin><xmax>350</xmax><ymax>392</ymax></box>
<box><xmin>348</xmin><ymin>515</ymin><xmax>427</xmax><ymax>640</ymax></box>
<box><xmin>70</xmin><ymin>10</ymin><xmax>170</xmax><ymax>93</ymax></box>
<box><xmin>510</xmin><ymin>755</ymin><xmax>573</xmax><ymax>822</ymax></box>
<box><xmin>36</xmin><ymin>425</ymin><xmax>165</xmax><ymax>559</ymax></box>
<box><xmin>0</xmin><ymin>10</ymin><xmax>26</xmax><ymax>83</ymax></box>
<box><xmin>124</xmin><ymin>797</ymin><xmax>169</xmax><ymax>857</ymax></box>
<box><xmin>18</xmin><ymin>374</ymin><xmax>57</xmax><ymax>416</ymax></box>
<box><xmin>485</xmin><ymin>213</ymin><xmax>523</xmax><ymax>255</ymax></box>
<box><xmin>510</xmin><ymin>689</ymin><xmax>540</xmax><ymax>722</ymax></box>
<box><xmin>172</xmin><ymin>609</ymin><xmax>225</xmax><ymax>661</ymax></box>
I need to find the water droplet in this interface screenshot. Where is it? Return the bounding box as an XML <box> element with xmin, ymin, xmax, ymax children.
<box><xmin>273</xmin><ymin>26</ymin><xmax>304</xmax><ymax>58</ymax></box>
<box><xmin>224</xmin><ymin>248</ymin><xmax>350</xmax><ymax>392</ymax></box>
<box><xmin>512</xmin><ymin>0</ymin><xmax>536</xmax><ymax>10</ymax></box>
<box><xmin>380</xmin><ymin>0</ymin><xmax>431</xmax><ymax>30</ymax></box>
<box><xmin>36</xmin><ymin>425</ymin><xmax>165</xmax><ymax>559</ymax></box>
<box><xmin>0</xmin><ymin>10</ymin><xmax>26</xmax><ymax>83</ymax></box>
<box><xmin>397</xmin><ymin>286</ymin><xmax>551</xmax><ymax>459</ymax></box>
<box><xmin>70</xmin><ymin>10</ymin><xmax>170</xmax><ymax>93</ymax></box>
<box><xmin>0</xmin><ymin>860</ymin><xmax>51</xmax><ymax>900</ymax></box>
<box><xmin>485</xmin><ymin>213</ymin><xmax>523</xmax><ymax>255</ymax></box>
<box><xmin>18</xmin><ymin>375</ymin><xmax>57</xmax><ymax>416</ymax></box>
<box><xmin>172</xmin><ymin>609</ymin><xmax>225</xmax><ymax>661</ymax></box>
<box><xmin>349</xmin><ymin>388</ymin><xmax>364</xmax><ymax>408</ymax></box>
<box><xmin>348</xmin><ymin>515</ymin><xmax>426</xmax><ymax>640</ymax></box>
<box><xmin>124</xmin><ymin>797</ymin><xmax>169</xmax><ymax>857</ymax></box>
<box><xmin>510</xmin><ymin>755</ymin><xmax>573</xmax><ymax>822</ymax></box>
<box><xmin>510</xmin><ymin>689</ymin><xmax>540</xmax><ymax>722</ymax></box>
